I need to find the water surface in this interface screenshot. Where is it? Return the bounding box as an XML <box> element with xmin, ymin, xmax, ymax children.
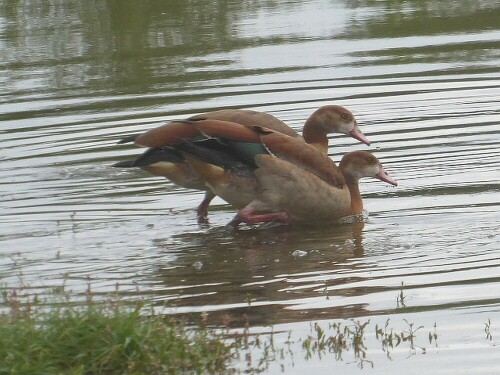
<box><xmin>1</xmin><ymin>0</ymin><xmax>499</xmax><ymax>373</ymax></box>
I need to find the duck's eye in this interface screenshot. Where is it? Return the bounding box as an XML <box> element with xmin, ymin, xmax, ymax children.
<box><xmin>340</xmin><ymin>113</ymin><xmax>350</xmax><ymax>121</ymax></box>
<box><xmin>365</xmin><ymin>157</ymin><xmax>374</xmax><ymax>164</ymax></box>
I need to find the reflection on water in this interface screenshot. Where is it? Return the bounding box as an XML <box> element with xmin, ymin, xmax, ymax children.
<box><xmin>153</xmin><ymin>222</ymin><xmax>368</xmax><ymax>326</ymax></box>
<box><xmin>1</xmin><ymin>0</ymin><xmax>500</xmax><ymax>372</ymax></box>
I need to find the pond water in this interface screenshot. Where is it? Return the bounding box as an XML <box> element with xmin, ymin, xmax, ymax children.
<box><xmin>1</xmin><ymin>0</ymin><xmax>499</xmax><ymax>373</ymax></box>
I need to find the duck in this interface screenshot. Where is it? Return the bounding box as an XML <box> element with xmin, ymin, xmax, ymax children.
<box><xmin>113</xmin><ymin>105</ymin><xmax>371</xmax><ymax>221</ymax></box>
<box><xmin>174</xmin><ymin>125</ymin><xmax>397</xmax><ymax>227</ymax></box>
<box><xmin>227</xmin><ymin>150</ymin><xmax>398</xmax><ymax>227</ymax></box>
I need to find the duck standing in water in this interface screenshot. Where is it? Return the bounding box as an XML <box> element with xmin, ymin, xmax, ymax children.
<box><xmin>227</xmin><ymin>149</ymin><xmax>398</xmax><ymax>227</ymax></box>
<box><xmin>114</xmin><ymin>105</ymin><xmax>371</xmax><ymax>221</ymax></box>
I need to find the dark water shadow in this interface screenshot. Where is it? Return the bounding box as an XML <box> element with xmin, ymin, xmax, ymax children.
<box><xmin>145</xmin><ymin>221</ymin><xmax>369</xmax><ymax>326</ymax></box>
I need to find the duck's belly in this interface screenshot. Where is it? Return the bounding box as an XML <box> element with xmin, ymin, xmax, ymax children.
<box><xmin>209</xmin><ymin>174</ymin><xmax>258</xmax><ymax>209</ymax></box>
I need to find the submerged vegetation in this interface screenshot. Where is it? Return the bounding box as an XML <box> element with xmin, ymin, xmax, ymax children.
<box><xmin>484</xmin><ymin>319</ymin><xmax>493</xmax><ymax>341</ymax></box>
<box><xmin>301</xmin><ymin>318</ymin><xmax>439</xmax><ymax>369</ymax></box>
<box><xmin>396</xmin><ymin>281</ymin><xmax>407</xmax><ymax>308</ymax></box>
<box><xmin>302</xmin><ymin>320</ymin><xmax>372</xmax><ymax>368</ymax></box>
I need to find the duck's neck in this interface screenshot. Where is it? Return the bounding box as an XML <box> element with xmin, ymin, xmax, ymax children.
<box><xmin>343</xmin><ymin>174</ymin><xmax>363</xmax><ymax>215</ymax></box>
<box><xmin>302</xmin><ymin>118</ymin><xmax>328</xmax><ymax>154</ymax></box>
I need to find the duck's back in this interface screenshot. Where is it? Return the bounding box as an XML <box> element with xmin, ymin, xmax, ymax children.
<box><xmin>188</xmin><ymin>109</ymin><xmax>300</xmax><ymax>138</ymax></box>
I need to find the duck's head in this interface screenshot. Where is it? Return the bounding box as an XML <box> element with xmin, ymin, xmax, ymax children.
<box><xmin>310</xmin><ymin>105</ymin><xmax>371</xmax><ymax>146</ymax></box>
<box><xmin>339</xmin><ymin>150</ymin><xmax>397</xmax><ymax>186</ymax></box>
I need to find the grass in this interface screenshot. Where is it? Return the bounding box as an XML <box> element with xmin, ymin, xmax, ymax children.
<box><xmin>0</xmin><ymin>286</ymin><xmax>235</xmax><ymax>375</ymax></box>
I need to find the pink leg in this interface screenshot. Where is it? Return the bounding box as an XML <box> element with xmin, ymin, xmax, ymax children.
<box><xmin>227</xmin><ymin>206</ymin><xmax>291</xmax><ymax>228</ymax></box>
<box><xmin>197</xmin><ymin>191</ymin><xmax>215</xmax><ymax>223</ymax></box>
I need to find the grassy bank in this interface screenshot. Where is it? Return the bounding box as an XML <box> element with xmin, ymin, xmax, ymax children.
<box><xmin>0</xmin><ymin>287</ymin><xmax>238</xmax><ymax>375</ymax></box>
